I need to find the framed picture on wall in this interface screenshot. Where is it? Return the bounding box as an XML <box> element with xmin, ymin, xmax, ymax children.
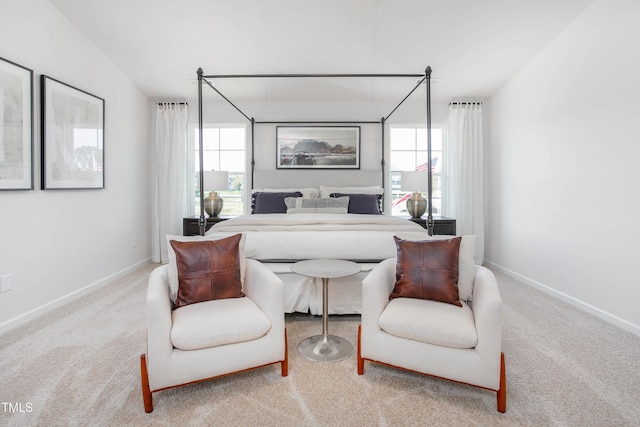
<box><xmin>41</xmin><ymin>75</ymin><xmax>105</xmax><ymax>189</ymax></box>
<box><xmin>0</xmin><ymin>56</ymin><xmax>33</xmax><ymax>190</ymax></box>
<box><xmin>276</xmin><ymin>126</ymin><xmax>360</xmax><ymax>169</ymax></box>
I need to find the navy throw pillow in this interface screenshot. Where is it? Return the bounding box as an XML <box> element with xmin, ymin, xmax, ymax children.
<box><xmin>252</xmin><ymin>192</ymin><xmax>303</xmax><ymax>214</ymax></box>
<box><xmin>331</xmin><ymin>193</ymin><xmax>382</xmax><ymax>214</ymax></box>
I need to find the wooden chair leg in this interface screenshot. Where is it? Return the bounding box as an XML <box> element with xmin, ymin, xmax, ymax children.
<box><xmin>357</xmin><ymin>325</ymin><xmax>364</xmax><ymax>375</ymax></box>
<box><xmin>281</xmin><ymin>329</ymin><xmax>289</xmax><ymax>377</ymax></box>
<box><xmin>140</xmin><ymin>354</ymin><xmax>153</xmax><ymax>413</ymax></box>
<box><xmin>497</xmin><ymin>352</ymin><xmax>507</xmax><ymax>413</ymax></box>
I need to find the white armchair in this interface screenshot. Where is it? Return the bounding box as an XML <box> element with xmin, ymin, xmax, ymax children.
<box><xmin>140</xmin><ymin>258</ymin><xmax>288</xmax><ymax>413</ymax></box>
<box><xmin>357</xmin><ymin>258</ymin><xmax>506</xmax><ymax>413</ymax></box>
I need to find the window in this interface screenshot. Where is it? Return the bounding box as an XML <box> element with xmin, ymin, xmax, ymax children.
<box><xmin>190</xmin><ymin>124</ymin><xmax>246</xmax><ymax>216</ymax></box>
<box><xmin>389</xmin><ymin>125</ymin><xmax>446</xmax><ymax>216</ymax></box>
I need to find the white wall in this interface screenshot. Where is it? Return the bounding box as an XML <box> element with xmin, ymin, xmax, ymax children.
<box><xmin>487</xmin><ymin>0</ymin><xmax>640</xmax><ymax>334</ymax></box>
<box><xmin>0</xmin><ymin>0</ymin><xmax>151</xmax><ymax>332</ymax></box>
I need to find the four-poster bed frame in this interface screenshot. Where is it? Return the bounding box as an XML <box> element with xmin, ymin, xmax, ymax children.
<box><xmin>196</xmin><ymin>66</ymin><xmax>434</xmax><ymax>235</ymax></box>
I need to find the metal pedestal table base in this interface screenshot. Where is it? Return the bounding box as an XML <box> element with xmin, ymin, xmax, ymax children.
<box><xmin>298</xmin><ymin>333</ymin><xmax>353</xmax><ymax>363</ymax></box>
<box><xmin>291</xmin><ymin>260</ymin><xmax>360</xmax><ymax>363</ymax></box>
<box><xmin>297</xmin><ymin>276</ymin><xmax>354</xmax><ymax>362</ymax></box>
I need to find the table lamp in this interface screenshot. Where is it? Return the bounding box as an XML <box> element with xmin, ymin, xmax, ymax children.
<box><xmin>203</xmin><ymin>170</ymin><xmax>228</xmax><ymax>217</ymax></box>
<box><xmin>400</xmin><ymin>171</ymin><xmax>428</xmax><ymax>219</ymax></box>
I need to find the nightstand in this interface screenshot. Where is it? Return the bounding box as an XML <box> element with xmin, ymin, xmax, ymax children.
<box><xmin>182</xmin><ymin>216</ymin><xmax>231</xmax><ymax>236</ymax></box>
<box><xmin>405</xmin><ymin>216</ymin><xmax>456</xmax><ymax>235</ymax></box>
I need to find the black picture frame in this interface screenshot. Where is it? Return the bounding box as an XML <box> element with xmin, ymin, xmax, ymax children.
<box><xmin>41</xmin><ymin>75</ymin><xmax>105</xmax><ymax>189</ymax></box>
<box><xmin>0</xmin><ymin>56</ymin><xmax>33</xmax><ymax>190</ymax></box>
<box><xmin>276</xmin><ymin>126</ymin><xmax>360</xmax><ymax>169</ymax></box>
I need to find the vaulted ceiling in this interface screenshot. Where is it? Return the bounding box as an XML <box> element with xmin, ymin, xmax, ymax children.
<box><xmin>49</xmin><ymin>0</ymin><xmax>595</xmax><ymax>103</ymax></box>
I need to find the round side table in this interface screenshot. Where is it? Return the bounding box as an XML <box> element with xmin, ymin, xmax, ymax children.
<box><xmin>291</xmin><ymin>259</ymin><xmax>361</xmax><ymax>363</ymax></box>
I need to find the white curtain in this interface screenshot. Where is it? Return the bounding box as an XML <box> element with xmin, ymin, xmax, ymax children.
<box><xmin>445</xmin><ymin>102</ymin><xmax>484</xmax><ymax>264</ymax></box>
<box><xmin>152</xmin><ymin>103</ymin><xmax>189</xmax><ymax>263</ymax></box>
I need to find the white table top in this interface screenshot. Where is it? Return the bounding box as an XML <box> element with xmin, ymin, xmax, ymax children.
<box><xmin>290</xmin><ymin>259</ymin><xmax>361</xmax><ymax>279</ymax></box>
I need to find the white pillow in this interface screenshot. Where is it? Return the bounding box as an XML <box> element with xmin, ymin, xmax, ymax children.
<box><xmin>252</xmin><ymin>187</ymin><xmax>319</xmax><ymax>199</ymax></box>
<box><xmin>284</xmin><ymin>196</ymin><xmax>349</xmax><ymax>214</ymax></box>
<box><xmin>165</xmin><ymin>233</ymin><xmax>246</xmax><ymax>303</ymax></box>
<box><xmin>319</xmin><ymin>185</ymin><xmax>383</xmax><ymax>198</ymax></box>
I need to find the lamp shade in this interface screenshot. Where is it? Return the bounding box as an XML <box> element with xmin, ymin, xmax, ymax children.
<box><xmin>400</xmin><ymin>171</ymin><xmax>428</xmax><ymax>192</ymax></box>
<box><xmin>203</xmin><ymin>171</ymin><xmax>228</xmax><ymax>191</ymax></box>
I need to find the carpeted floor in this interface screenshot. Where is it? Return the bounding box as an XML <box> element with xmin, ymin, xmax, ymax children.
<box><xmin>1</xmin><ymin>263</ymin><xmax>639</xmax><ymax>426</ymax></box>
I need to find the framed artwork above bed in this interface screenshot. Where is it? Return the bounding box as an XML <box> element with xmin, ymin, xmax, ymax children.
<box><xmin>276</xmin><ymin>126</ymin><xmax>360</xmax><ymax>169</ymax></box>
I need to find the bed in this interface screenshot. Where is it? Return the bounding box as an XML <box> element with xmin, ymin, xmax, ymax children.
<box><xmin>205</xmin><ymin>188</ymin><xmax>433</xmax><ymax>314</ymax></box>
<box><xmin>195</xmin><ymin>68</ymin><xmax>438</xmax><ymax>314</ymax></box>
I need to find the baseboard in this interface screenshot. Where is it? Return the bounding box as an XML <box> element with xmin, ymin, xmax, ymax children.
<box><xmin>0</xmin><ymin>257</ymin><xmax>153</xmax><ymax>336</ymax></box>
<box><xmin>484</xmin><ymin>260</ymin><xmax>640</xmax><ymax>337</ymax></box>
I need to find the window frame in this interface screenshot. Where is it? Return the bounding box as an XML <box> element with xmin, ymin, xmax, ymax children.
<box><xmin>188</xmin><ymin>123</ymin><xmax>247</xmax><ymax>217</ymax></box>
<box><xmin>387</xmin><ymin>123</ymin><xmax>448</xmax><ymax>217</ymax></box>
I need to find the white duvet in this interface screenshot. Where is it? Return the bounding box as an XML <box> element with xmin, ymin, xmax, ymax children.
<box><xmin>206</xmin><ymin>213</ymin><xmax>430</xmax><ymax>261</ymax></box>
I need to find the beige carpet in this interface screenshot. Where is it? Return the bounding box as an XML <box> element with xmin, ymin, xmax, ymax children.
<box><xmin>1</xmin><ymin>263</ymin><xmax>639</xmax><ymax>426</ymax></box>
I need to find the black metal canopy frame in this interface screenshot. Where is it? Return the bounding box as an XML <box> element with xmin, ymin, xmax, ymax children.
<box><xmin>196</xmin><ymin>67</ymin><xmax>434</xmax><ymax>236</ymax></box>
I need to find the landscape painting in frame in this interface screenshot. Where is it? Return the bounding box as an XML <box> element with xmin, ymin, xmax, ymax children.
<box><xmin>41</xmin><ymin>75</ymin><xmax>104</xmax><ymax>189</ymax></box>
<box><xmin>277</xmin><ymin>126</ymin><xmax>360</xmax><ymax>169</ymax></box>
<box><xmin>0</xmin><ymin>56</ymin><xmax>33</xmax><ymax>190</ymax></box>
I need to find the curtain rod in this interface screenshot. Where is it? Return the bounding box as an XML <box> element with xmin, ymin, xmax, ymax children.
<box><xmin>156</xmin><ymin>102</ymin><xmax>187</xmax><ymax>105</ymax></box>
<box><xmin>449</xmin><ymin>102</ymin><xmax>482</xmax><ymax>105</ymax></box>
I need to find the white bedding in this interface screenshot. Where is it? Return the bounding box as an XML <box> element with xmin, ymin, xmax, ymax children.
<box><xmin>205</xmin><ymin>213</ymin><xmax>431</xmax><ymax>314</ymax></box>
<box><xmin>206</xmin><ymin>213</ymin><xmax>429</xmax><ymax>262</ymax></box>
<box><xmin>209</xmin><ymin>213</ymin><xmax>421</xmax><ymax>231</ymax></box>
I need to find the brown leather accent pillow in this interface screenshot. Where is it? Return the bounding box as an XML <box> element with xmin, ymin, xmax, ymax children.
<box><xmin>390</xmin><ymin>236</ymin><xmax>462</xmax><ymax>307</ymax></box>
<box><xmin>170</xmin><ymin>234</ymin><xmax>244</xmax><ymax>308</ymax></box>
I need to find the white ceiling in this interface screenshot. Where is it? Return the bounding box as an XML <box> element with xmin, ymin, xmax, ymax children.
<box><xmin>49</xmin><ymin>0</ymin><xmax>595</xmax><ymax>103</ymax></box>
